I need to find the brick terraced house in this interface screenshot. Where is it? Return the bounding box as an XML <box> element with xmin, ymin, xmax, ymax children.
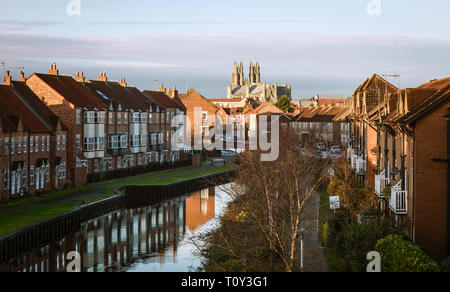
<box><xmin>0</xmin><ymin>71</ymin><xmax>68</xmax><ymax>201</ymax></box>
<box><xmin>348</xmin><ymin>75</ymin><xmax>450</xmax><ymax>261</ymax></box>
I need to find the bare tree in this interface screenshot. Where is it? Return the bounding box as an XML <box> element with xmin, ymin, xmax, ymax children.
<box><xmin>197</xmin><ymin>127</ymin><xmax>327</xmax><ymax>272</ymax></box>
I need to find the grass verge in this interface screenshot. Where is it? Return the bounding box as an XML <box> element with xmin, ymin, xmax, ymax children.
<box><xmin>0</xmin><ymin>163</ymin><xmax>234</xmax><ymax>237</ymax></box>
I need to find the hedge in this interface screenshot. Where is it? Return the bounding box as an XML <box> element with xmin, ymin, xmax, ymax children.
<box><xmin>375</xmin><ymin>235</ymin><xmax>440</xmax><ymax>272</ymax></box>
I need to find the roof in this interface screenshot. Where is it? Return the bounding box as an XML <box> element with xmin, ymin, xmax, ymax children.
<box><xmin>10</xmin><ymin>81</ymin><xmax>68</xmax><ymax>131</ymax></box>
<box><xmin>143</xmin><ymin>90</ymin><xmax>186</xmax><ymax>111</ymax></box>
<box><xmin>418</xmin><ymin>77</ymin><xmax>450</xmax><ymax>90</ymax></box>
<box><xmin>209</xmin><ymin>98</ymin><xmax>242</xmax><ymax>103</ymax></box>
<box><xmin>84</xmin><ymin>80</ymin><xmax>151</xmax><ymax>111</ymax></box>
<box><xmin>400</xmin><ymin>84</ymin><xmax>450</xmax><ymax>124</ymax></box>
<box><xmin>33</xmin><ymin>73</ymin><xmax>107</xmax><ymax>110</ymax></box>
<box><xmin>0</xmin><ymin>98</ymin><xmax>18</xmax><ymax>133</ymax></box>
<box><xmin>295</xmin><ymin>105</ymin><xmax>350</xmax><ymax>123</ymax></box>
<box><xmin>179</xmin><ymin>90</ymin><xmax>218</xmax><ymax>109</ymax></box>
<box><xmin>251</xmin><ymin>102</ymin><xmax>284</xmax><ymax>115</ymax></box>
<box><xmin>0</xmin><ymin>84</ymin><xmax>52</xmax><ymax>133</ymax></box>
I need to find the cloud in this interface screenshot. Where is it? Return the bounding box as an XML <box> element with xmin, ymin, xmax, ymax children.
<box><xmin>0</xmin><ymin>20</ymin><xmax>62</xmax><ymax>32</ymax></box>
<box><xmin>0</xmin><ymin>30</ymin><xmax>449</xmax><ymax>97</ymax></box>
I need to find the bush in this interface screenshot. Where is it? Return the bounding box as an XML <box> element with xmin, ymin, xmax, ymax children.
<box><xmin>375</xmin><ymin>235</ymin><xmax>440</xmax><ymax>272</ymax></box>
<box><xmin>342</xmin><ymin>222</ymin><xmax>399</xmax><ymax>272</ymax></box>
<box><xmin>440</xmin><ymin>257</ymin><xmax>450</xmax><ymax>272</ymax></box>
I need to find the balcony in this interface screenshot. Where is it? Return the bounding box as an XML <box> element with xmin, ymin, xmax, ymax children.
<box><xmin>374</xmin><ymin>170</ymin><xmax>390</xmax><ymax>197</ymax></box>
<box><xmin>347</xmin><ymin>147</ymin><xmax>355</xmax><ymax>159</ymax></box>
<box><xmin>390</xmin><ymin>180</ymin><xmax>407</xmax><ymax>215</ymax></box>
<box><xmin>355</xmin><ymin>157</ymin><xmax>366</xmax><ymax>175</ymax></box>
<box><xmin>351</xmin><ymin>153</ymin><xmax>358</xmax><ymax>169</ymax></box>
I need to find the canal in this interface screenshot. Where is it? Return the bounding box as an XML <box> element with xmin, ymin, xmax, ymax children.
<box><xmin>0</xmin><ymin>184</ymin><xmax>233</xmax><ymax>272</ymax></box>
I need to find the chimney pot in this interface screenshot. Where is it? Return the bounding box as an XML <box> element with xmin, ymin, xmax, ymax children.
<box><xmin>19</xmin><ymin>71</ymin><xmax>25</xmax><ymax>82</ymax></box>
<box><xmin>48</xmin><ymin>63</ymin><xmax>59</xmax><ymax>76</ymax></box>
<box><xmin>75</xmin><ymin>71</ymin><xmax>85</xmax><ymax>83</ymax></box>
<box><xmin>4</xmin><ymin>70</ymin><xmax>11</xmax><ymax>86</ymax></box>
<box><xmin>98</xmin><ymin>72</ymin><xmax>107</xmax><ymax>82</ymax></box>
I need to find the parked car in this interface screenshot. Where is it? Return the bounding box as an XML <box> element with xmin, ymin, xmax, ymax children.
<box><xmin>331</xmin><ymin>146</ymin><xmax>341</xmax><ymax>154</ymax></box>
<box><xmin>317</xmin><ymin>143</ymin><xmax>326</xmax><ymax>151</ymax></box>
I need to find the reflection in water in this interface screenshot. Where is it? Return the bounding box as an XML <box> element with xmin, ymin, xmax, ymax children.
<box><xmin>0</xmin><ymin>184</ymin><xmax>230</xmax><ymax>272</ymax></box>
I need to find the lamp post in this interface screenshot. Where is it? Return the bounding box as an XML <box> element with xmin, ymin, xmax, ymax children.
<box><xmin>297</xmin><ymin>227</ymin><xmax>306</xmax><ymax>272</ymax></box>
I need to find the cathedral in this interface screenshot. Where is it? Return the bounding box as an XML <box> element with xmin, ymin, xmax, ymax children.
<box><xmin>226</xmin><ymin>62</ymin><xmax>291</xmax><ymax>103</ymax></box>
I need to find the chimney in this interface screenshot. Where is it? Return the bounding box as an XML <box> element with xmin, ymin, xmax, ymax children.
<box><xmin>48</xmin><ymin>63</ymin><xmax>59</xmax><ymax>76</ymax></box>
<box><xmin>98</xmin><ymin>72</ymin><xmax>108</xmax><ymax>82</ymax></box>
<box><xmin>18</xmin><ymin>71</ymin><xmax>26</xmax><ymax>82</ymax></box>
<box><xmin>75</xmin><ymin>72</ymin><xmax>85</xmax><ymax>83</ymax></box>
<box><xmin>119</xmin><ymin>78</ymin><xmax>127</xmax><ymax>87</ymax></box>
<box><xmin>3</xmin><ymin>71</ymin><xmax>11</xmax><ymax>86</ymax></box>
<box><xmin>157</xmin><ymin>83</ymin><xmax>166</xmax><ymax>93</ymax></box>
<box><xmin>171</xmin><ymin>85</ymin><xmax>178</xmax><ymax>98</ymax></box>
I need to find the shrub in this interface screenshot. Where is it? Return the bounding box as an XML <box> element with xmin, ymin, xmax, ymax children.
<box><xmin>375</xmin><ymin>235</ymin><xmax>440</xmax><ymax>272</ymax></box>
<box><xmin>342</xmin><ymin>222</ymin><xmax>399</xmax><ymax>272</ymax></box>
<box><xmin>440</xmin><ymin>257</ymin><xmax>450</xmax><ymax>272</ymax></box>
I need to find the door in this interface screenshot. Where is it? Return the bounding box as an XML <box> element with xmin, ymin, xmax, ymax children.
<box><xmin>36</xmin><ymin>169</ymin><xmax>40</xmax><ymax>190</ymax></box>
<box><xmin>11</xmin><ymin>172</ymin><xmax>15</xmax><ymax>195</ymax></box>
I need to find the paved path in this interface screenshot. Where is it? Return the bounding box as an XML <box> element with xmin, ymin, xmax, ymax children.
<box><xmin>0</xmin><ymin>164</ymin><xmax>217</xmax><ymax>216</ymax></box>
<box><xmin>297</xmin><ymin>191</ymin><xmax>329</xmax><ymax>272</ymax></box>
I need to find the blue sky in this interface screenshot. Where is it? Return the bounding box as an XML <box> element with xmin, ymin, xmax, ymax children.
<box><xmin>0</xmin><ymin>0</ymin><xmax>449</xmax><ymax>98</ymax></box>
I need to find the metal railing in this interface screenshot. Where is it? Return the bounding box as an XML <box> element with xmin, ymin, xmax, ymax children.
<box><xmin>375</xmin><ymin>170</ymin><xmax>390</xmax><ymax>197</ymax></box>
<box><xmin>390</xmin><ymin>180</ymin><xmax>407</xmax><ymax>215</ymax></box>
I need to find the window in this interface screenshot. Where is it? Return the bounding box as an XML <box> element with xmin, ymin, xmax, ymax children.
<box><xmin>120</xmin><ymin>135</ymin><xmax>128</xmax><ymax>149</ymax></box>
<box><xmin>29</xmin><ymin>168</ymin><xmax>34</xmax><ymax>186</ymax></box>
<box><xmin>84</xmin><ymin>137</ymin><xmax>95</xmax><ymax>151</ymax></box>
<box><xmin>140</xmin><ymin>135</ymin><xmax>147</xmax><ymax>147</ymax></box>
<box><xmin>132</xmin><ymin>112</ymin><xmax>140</xmax><ymax>123</ymax></box>
<box><xmin>94</xmin><ymin>159</ymin><xmax>99</xmax><ymax>172</ymax></box>
<box><xmin>41</xmin><ymin>137</ymin><xmax>45</xmax><ymax>152</ymax></box>
<box><xmin>57</xmin><ymin>135</ymin><xmax>61</xmax><ymax>151</ymax></box>
<box><xmin>140</xmin><ymin>113</ymin><xmax>147</xmax><ymax>123</ymax></box>
<box><xmin>18</xmin><ymin>138</ymin><xmax>22</xmax><ymax>154</ymax></box>
<box><xmin>29</xmin><ymin>137</ymin><xmax>33</xmax><ymax>153</ymax></box>
<box><xmin>76</xmin><ymin>135</ymin><xmax>81</xmax><ymax>150</ymax></box>
<box><xmin>95</xmin><ymin>137</ymin><xmax>105</xmax><ymax>151</ymax></box>
<box><xmin>61</xmin><ymin>135</ymin><xmax>66</xmax><ymax>151</ymax></box>
<box><xmin>35</xmin><ymin>137</ymin><xmax>40</xmax><ymax>152</ymax></box>
<box><xmin>117</xmin><ymin>113</ymin><xmax>122</xmax><ymax>124</ymax></box>
<box><xmin>150</xmin><ymin>133</ymin><xmax>158</xmax><ymax>145</ymax></box>
<box><xmin>158</xmin><ymin>133</ymin><xmax>164</xmax><ymax>145</ymax></box>
<box><xmin>11</xmin><ymin>139</ymin><xmax>15</xmax><ymax>155</ymax></box>
<box><xmin>124</xmin><ymin>113</ymin><xmax>128</xmax><ymax>124</ymax></box>
<box><xmin>76</xmin><ymin>109</ymin><xmax>81</xmax><ymax>125</ymax></box>
<box><xmin>23</xmin><ymin>138</ymin><xmax>27</xmax><ymax>153</ymax></box>
<box><xmin>109</xmin><ymin>112</ymin><xmax>114</xmax><ymax>124</ymax></box>
<box><xmin>108</xmin><ymin>135</ymin><xmax>119</xmax><ymax>149</ymax></box>
<box><xmin>131</xmin><ymin>135</ymin><xmax>140</xmax><ymax>147</ymax></box>
<box><xmin>108</xmin><ymin>160</ymin><xmax>113</xmax><ymax>169</ymax></box>
<box><xmin>47</xmin><ymin>136</ymin><xmax>50</xmax><ymax>152</ymax></box>
<box><xmin>117</xmin><ymin>157</ymin><xmax>121</xmax><ymax>168</ymax></box>
<box><xmin>202</xmin><ymin>112</ymin><xmax>208</xmax><ymax>121</ymax></box>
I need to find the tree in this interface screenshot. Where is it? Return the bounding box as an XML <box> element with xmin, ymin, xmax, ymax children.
<box><xmin>275</xmin><ymin>96</ymin><xmax>293</xmax><ymax>113</ymax></box>
<box><xmin>197</xmin><ymin>127</ymin><xmax>329</xmax><ymax>272</ymax></box>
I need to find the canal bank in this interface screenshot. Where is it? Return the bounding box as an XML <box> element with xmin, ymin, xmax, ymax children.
<box><xmin>0</xmin><ymin>168</ymin><xmax>235</xmax><ymax>268</ymax></box>
<box><xmin>0</xmin><ymin>162</ymin><xmax>234</xmax><ymax>237</ymax></box>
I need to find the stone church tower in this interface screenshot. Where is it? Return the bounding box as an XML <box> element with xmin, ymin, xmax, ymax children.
<box><xmin>232</xmin><ymin>61</ymin><xmax>244</xmax><ymax>86</ymax></box>
<box><xmin>228</xmin><ymin>61</ymin><xmax>291</xmax><ymax>102</ymax></box>
<box><xmin>249</xmin><ymin>62</ymin><xmax>261</xmax><ymax>84</ymax></box>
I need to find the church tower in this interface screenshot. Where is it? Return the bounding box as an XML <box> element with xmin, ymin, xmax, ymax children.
<box><xmin>232</xmin><ymin>61</ymin><xmax>245</xmax><ymax>86</ymax></box>
<box><xmin>249</xmin><ymin>62</ymin><xmax>261</xmax><ymax>84</ymax></box>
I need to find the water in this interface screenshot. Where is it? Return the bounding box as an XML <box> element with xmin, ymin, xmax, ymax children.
<box><xmin>0</xmin><ymin>184</ymin><xmax>232</xmax><ymax>272</ymax></box>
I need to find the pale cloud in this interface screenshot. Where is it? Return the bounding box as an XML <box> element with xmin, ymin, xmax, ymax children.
<box><xmin>0</xmin><ymin>30</ymin><xmax>449</xmax><ymax>97</ymax></box>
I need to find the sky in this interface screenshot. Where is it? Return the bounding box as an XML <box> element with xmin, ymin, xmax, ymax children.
<box><xmin>0</xmin><ymin>0</ymin><xmax>449</xmax><ymax>99</ymax></box>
